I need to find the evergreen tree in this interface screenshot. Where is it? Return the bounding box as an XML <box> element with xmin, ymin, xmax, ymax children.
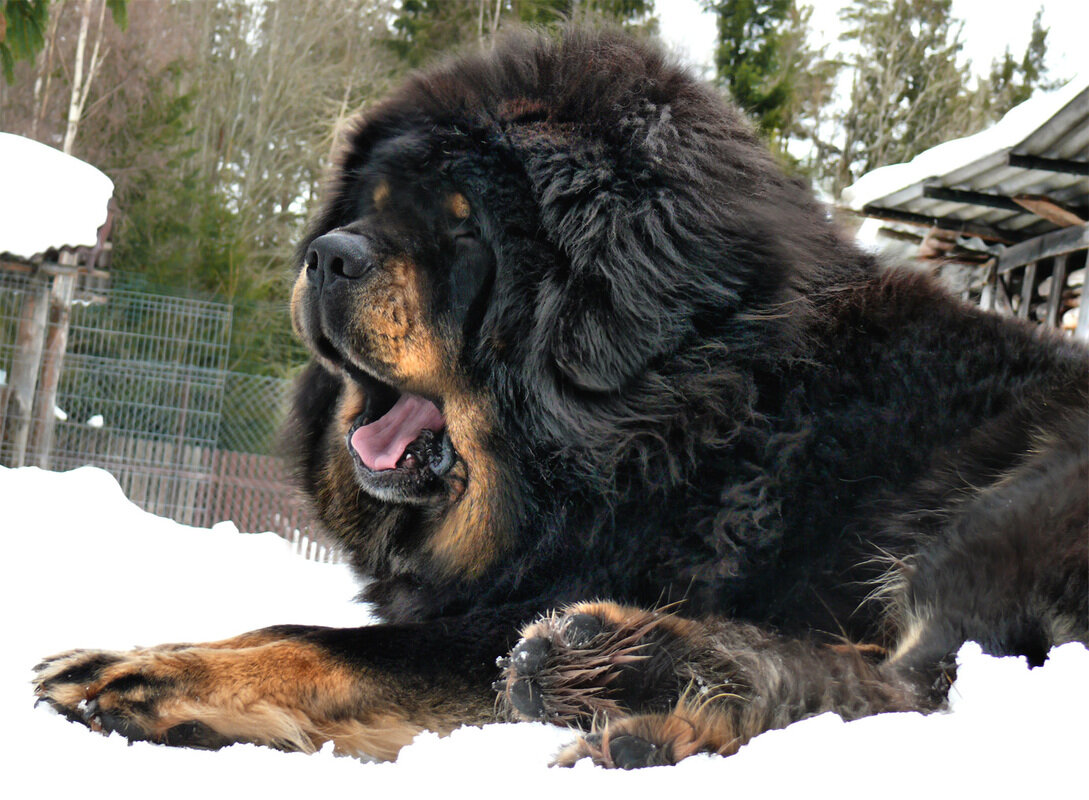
<box><xmin>830</xmin><ymin>0</ymin><xmax>974</xmax><ymax>196</ymax></box>
<box><xmin>705</xmin><ymin>0</ymin><xmax>793</xmax><ymax>138</ymax></box>
<box><xmin>388</xmin><ymin>0</ymin><xmax>655</xmax><ymax>69</ymax></box>
<box><xmin>977</xmin><ymin>7</ymin><xmax>1057</xmax><ymax>122</ymax></box>
<box><xmin>703</xmin><ymin>1</ymin><xmax>835</xmax><ymax>175</ymax></box>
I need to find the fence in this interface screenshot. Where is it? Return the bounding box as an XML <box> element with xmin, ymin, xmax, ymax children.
<box><xmin>0</xmin><ymin>270</ymin><xmax>338</xmax><ymax>562</ymax></box>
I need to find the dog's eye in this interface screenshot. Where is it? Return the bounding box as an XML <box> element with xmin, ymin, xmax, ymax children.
<box><xmin>453</xmin><ymin>226</ymin><xmax>478</xmax><ymax>245</ymax></box>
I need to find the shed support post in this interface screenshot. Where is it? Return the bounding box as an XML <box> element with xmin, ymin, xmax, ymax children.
<box><xmin>29</xmin><ymin>270</ymin><xmax>77</xmax><ymax>469</ymax></box>
<box><xmin>5</xmin><ymin>278</ymin><xmax>50</xmax><ymax>466</ymax></box>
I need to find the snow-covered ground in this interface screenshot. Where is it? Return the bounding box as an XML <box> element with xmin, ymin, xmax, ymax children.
<box><xmin>2</xmin><ymin>465</ymin><xmax>1085</xmax><ymax>798</ymax></box>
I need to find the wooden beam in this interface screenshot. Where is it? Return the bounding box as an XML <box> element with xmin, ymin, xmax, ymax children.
<box><xmin>860</xmin><ymin>205</ymin><xmax>1018</xmax><ymax>244</ymax></box>
<box><xmin>1007</xmin><ymin>153</ymin><xmax>1089</xmax><ymax>176</ymax></box>
<box><xmin>995</xmin><ymin>223</ymin><xmax>1089</xmax><ymax>274</ymax></box>
<box><xmin>922</xmin><ymin>185</ymin><xmax>1024</xmax><ymax>213</ymax></box>
<box><xmin>1011</xmin><ymin>194</ymin><xmax>1086</xmax><ymax>228</ymax></box>
<box><xmin>0</xmin><ymin>258</ymin><xmax>110</xmax><ymax>280</ymax></box>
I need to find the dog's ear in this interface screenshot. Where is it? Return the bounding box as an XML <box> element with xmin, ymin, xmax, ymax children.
<box><xmin>510</xmin><ymin>128</ymin><xmax>711</xmax><ymax>392</ymax></box>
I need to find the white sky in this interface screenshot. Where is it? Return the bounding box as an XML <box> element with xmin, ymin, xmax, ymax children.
<box><xmin>658</xmin><ymin>0</ymin><xmax>1087</xmax><ymax>84</ymax></box>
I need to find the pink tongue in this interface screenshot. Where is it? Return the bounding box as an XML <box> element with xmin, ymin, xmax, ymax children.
<box><xmin>350</xmin><ymin>393</ymin><xmax>445</xmax><ymax>471</ymax></box>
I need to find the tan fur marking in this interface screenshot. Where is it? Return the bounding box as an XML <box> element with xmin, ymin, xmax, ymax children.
<box><xmin>524</xmin><ymin>601</ymin><xmax>703</xmax><ymax>641</ymax></box>
<box><xmin>497</xmin><ymin>97</ymin><xmax>549</xmax><ymax>121</ymax></box>
<box><xmin>337</xmin><ymin>380</ymin><xmax>367</xmax><ymax>433</ymax></box>
<box><xmin>372</xmin><ymin>180</ymin><xmax>390</xmax><ymax>210</ymax></box>
<box><xmin>35</xmin><ymin>639</ymin><xmax>478</xmax><ymax>761</ymax></box>
<box><xmin>554</xmin><ymin>703</ymin><xmax>746</xmax><ymax>767</ymax></box>
<box><xmin>358</xmin><ymin>258</ymin><xmax>448</xmax><ymax>391</ymax></box>
<box><xmin>888</xmin><ymin>610</ymin><xmax>932</xmax><ymax>664</ymax></box>
<box><xmin>427</xmin><ymin>394</ymin><xmax>508</xmax><ymax>578</ymax></box>
<box><xmin>343</xmin><ymin>257</ymin><xmax>510</xmax><ymax>578</ymax></box>
<box><xmin>447</xmin><ymin>193</ymin><xmax>471</xmax><ymax>219</ymax></box>
<box><xmin>290</xmin><ymin>270</ymin><xmax>308</xmax><ymax>337</ymax></box>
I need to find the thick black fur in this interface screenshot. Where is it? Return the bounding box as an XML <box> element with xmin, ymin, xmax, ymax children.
<box><xmin>277</xmin><ymin>27</ymin><xmax>1089</xmax><ymax>760</ymax></box>
<box><xmin>291</xmin><ymin>29</ymin><xmax>1085</xmax><ymax>632</ymax></box>
<box><xmin>36</xmin><ymin>27</ymin><xmax>1088</xmax><ymax>766</ymax></box>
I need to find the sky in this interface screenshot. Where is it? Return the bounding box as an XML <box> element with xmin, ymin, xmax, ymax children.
<box><xmin>657</xmin><ymin>0</ymin><xmax>1087</xmax><ymax>85</ymax></box>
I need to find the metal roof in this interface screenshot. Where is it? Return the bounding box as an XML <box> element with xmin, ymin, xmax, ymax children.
<box><xmin>843</xmin><ymin>76</ymin><xmax>1089</xmax><ymax>245</ymax></box>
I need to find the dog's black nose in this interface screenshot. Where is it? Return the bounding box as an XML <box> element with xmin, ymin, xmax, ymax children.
<box><xmin>304</xmin><ymin>232</ymin><xmax>372</xmax><ymax>288</ymax></box>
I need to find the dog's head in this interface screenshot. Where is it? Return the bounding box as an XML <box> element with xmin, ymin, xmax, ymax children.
<box><xmin>288</xmin><ymin>28</ymin><xmax>852</xmax><ymax>582</ymax></box>
<box><xmin>291</xmin><ymin>153</ymin><xmax>495</xmax><ymax>507</ymax></box>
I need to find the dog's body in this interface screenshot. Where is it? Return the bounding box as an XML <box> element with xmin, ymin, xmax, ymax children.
<box><xmin>35</xmin><ymin>29</ymin><xmax>1088</xmax><ymax>768</ymax></box>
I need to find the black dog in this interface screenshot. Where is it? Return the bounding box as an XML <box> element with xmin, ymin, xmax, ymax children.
<box><xmin>35</xmin><ymin>28</ymin><xmax>1088</xmax><ymax>768</ymax></box>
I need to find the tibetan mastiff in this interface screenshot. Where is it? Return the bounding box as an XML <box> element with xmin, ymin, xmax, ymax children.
<box><xmin>35</xmin><ymin>28</ymin><xmax>1088</xmax><ymax>768</ymax></box>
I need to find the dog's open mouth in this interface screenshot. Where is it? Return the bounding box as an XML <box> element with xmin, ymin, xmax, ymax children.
<box><xmin>341</xmin><ymin>372</ymin><xmax>458</xmax><ymax>503</ymax></box>
<box><xmin>348</xmin><ymin>392</ymin><xmax>456</xmax><ymax>476</ymax></box>
<box><xmin>311</xmin><ymin>329</ymin><xmax>458</xmax><ymax>502</ymax></box>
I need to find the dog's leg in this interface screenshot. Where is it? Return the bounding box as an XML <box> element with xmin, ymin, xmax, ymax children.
<box><xmin>882</xmin><ymin>410</ymin><xmax>1088</xmax><ymax>692</ymax></box>
<box><xmin>34</xmin><ymin>614</ymin><xmax>516</xmax><ymax>760</ymax></box>
<box><xmin>499</xmin><ymin>601</ymin><xmax>934</xmax><ymax>768</ymax></box>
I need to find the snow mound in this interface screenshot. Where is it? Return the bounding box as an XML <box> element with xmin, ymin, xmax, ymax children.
<box><xmin>0</xmin><ymin>132</ymin><xmax>114</xmax><ymax>259</ymax></box>
<box><xmin>1</xmin><ymin>465</ymin><xmax>1085</xmax><ymax>798</ymax></box>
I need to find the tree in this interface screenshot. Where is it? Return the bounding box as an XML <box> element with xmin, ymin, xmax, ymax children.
<box><xmin>705</xmin><ymin>0</ymin><xmax>794</xmax><ymax>139</ymax></box>
<box><xmin>116</xmin><ymin>0</ymin><xmax>399</xmax><ymax>374</ymax></box>
<box><xmin>1</xmin><ymin>0</ymin><xmax>402</xmax><ymax>375</ymax></box>
<box><xmin>829</xmin><ymin>0</ymin><xmax>974</xmax><ymax>196</ymax></box>
<box><xmin>0</xmin><ymin>0</ymin><xmax>49</xmax><ymax>82</ymax></box>
<box><xmin>976</xmin><ymin>6</ymin><xmax>1058</xmax><ymax>123</ymax></box>
<box><xmin>388</xmin><ymin>0</ymin><xmax>655</xmax><ymax>68</ymax></box>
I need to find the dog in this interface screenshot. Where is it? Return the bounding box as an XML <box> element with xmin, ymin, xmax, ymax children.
<box><xmin>34</xmin><ymin>27</ymin><xmax>1088</xmax><ymax>768</ymax></box>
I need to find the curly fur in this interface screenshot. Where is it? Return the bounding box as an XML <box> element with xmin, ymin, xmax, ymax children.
<box><xmin>40</xmin><ymin>27</ymin><xmax>1082</xmax><ymax>767</ymax></box>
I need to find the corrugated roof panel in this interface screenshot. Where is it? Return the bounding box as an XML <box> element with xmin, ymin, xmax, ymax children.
<box><xmin>845</xmin><ymin>77</ymin><xmax>1089</xmax><ymax>242</ymax></box>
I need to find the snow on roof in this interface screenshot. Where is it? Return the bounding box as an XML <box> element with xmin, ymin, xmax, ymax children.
<box><xmin>842</xmin><ymin>73</ymin><xmax>1089</xmax><ymax>223</ymax></box>
<box><xmin>0</xmin><ymin>132</ymin><xmax>114</xmax><ymax>260</ymax></box>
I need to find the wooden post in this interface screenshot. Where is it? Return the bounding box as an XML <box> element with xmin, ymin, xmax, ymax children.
<box><xmin>5</xmin><ymin>278</ymin><xmax>50</xmax><ymax>466</ymax></box>
<box><xmin>29</xmin><ymin>266</ymin><xmax>77</xmax><ymax>468</ymax></box>
<box><xmin>980</xmin><ymin>259</ymin><xmax>997</xmax><ymax>311</ymax></box>
<box><xmin>1075</xmin><ymin>293</ymin><xmax>1089</xmax><ymax>341</ymax></box>
<box><xmin>1018</xmin><ymin>261</ymin><xmax>1038</xmax><ymax>320</ymax></box>
<box><xmin>1045</xmin><ymin>254</ymin><xmax>1069</xmax><ymax>329</ymax></box>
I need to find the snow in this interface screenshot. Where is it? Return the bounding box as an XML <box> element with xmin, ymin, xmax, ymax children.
<box><xmin>842</xmin><ymin>73</ymin><xmax>1089</xmax><ymax>210</ymax></box>
<box><xmin>2</xmin><ymin>464</ymin><xmax>1086</xmax><ymax>798</ymax></box>
<box><xmin>0</xmin><ymin>132</ymin><xmax>114</xmax><ymax>259</ymax></box>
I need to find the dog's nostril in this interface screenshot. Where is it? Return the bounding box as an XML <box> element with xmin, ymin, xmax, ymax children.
<box><xmin>329</xmin><ymin>257</ymin><xmax>346</xmax><ymax>277</ymax></box>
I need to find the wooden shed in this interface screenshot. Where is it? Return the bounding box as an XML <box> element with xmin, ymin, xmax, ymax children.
<box><xmin>842</xmin><ymin>76</ymin><xmax>1088</xmax><ymax>339</ymax></box>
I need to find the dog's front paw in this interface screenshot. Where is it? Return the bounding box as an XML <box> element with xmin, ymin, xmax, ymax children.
<box><xmin>33</xmin><ymin>646</ymin><xmax>236</xmax><ymax>748</ymax></box>
<box><xmin>497</xmin><ymin>601</ymin><xmax>700</xmax><ymax>724</ymax></box>
<box><xmin>32</xmin><ymin>630</ymin><xmax>368</xmax><ymax>753</ymax></box>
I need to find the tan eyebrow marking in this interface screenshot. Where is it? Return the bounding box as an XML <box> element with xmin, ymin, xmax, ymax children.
<box><xmin>447</xmin><ymin>193</ymin><xmax>470</xmax><ymax>220</ymax></box>
<box><xmin>373</xmin><ymin>180</ymin><xmax>391</xmax><ymax>210</ymax></box>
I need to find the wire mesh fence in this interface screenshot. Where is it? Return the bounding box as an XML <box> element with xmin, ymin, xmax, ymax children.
<box><xmin>0</xmin><ymin>269</ymin><xmax>337</xmax><ymax>562</ymax></box>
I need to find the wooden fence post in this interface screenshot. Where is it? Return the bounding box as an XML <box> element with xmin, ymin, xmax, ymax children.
<box><xmin>5</xmin><ymin>279</ymin><xmax>49</xmax><ymax>466</ymax></box>
<box><xmin>29</xmin><ymin>265</ymin><xmax>77</xmax><ymax>468</ymax></box>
